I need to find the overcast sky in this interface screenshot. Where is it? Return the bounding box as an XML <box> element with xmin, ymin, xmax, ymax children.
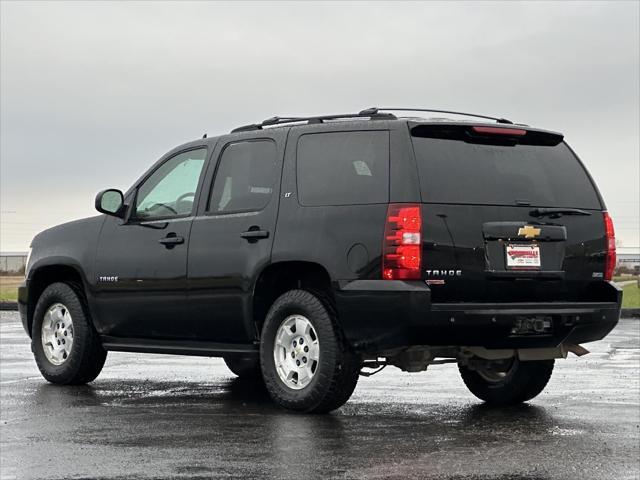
<box><xmin>1</xmin><ymin>1</ymin><xmax>638</xmax><ymax>252</ymax></box>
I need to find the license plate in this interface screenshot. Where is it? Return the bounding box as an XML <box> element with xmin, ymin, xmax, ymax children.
<box><xmin>505</xmin><ymin>244</ymin><xmax>541</xmax><ymax>269</ymax></box>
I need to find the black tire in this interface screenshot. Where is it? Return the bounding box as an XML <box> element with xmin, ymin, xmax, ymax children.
<box><xmin>458</xmin><ymin>358</ymin><xmax>554</xmax><ymax>406</ymax></box>
<box><xmin>259</xmin><ymin>289</ymin><xmax>361</xmax><ymax>413</ymax></box>
<box><xmin>223</xmin><ymin>355</ymin><xmax>261</xmax><ymax>379</ymax></box>
<box><xmin>32</xmin><ymin>282</ymin><xmax>107</xmax><ymax>385</ymax></box>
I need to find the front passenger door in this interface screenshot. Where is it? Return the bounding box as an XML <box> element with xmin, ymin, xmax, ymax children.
<box><xmin>93</xmin><ymin>147</ymin><xmax>208</xmax><ymax>340</ymax></box>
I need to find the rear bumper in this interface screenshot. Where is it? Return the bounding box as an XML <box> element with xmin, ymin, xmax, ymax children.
<box><xmin>335</xmin><ymin>280</ymin><xmax>622</xmax><ymax>352</ymax></box>
<box><xmin>427</xmin><ymin>300</ymin><xmax>621</xmax><ymax>349</ymax></box>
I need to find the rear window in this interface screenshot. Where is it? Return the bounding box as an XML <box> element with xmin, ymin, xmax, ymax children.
<box><xmin>297</xmin><ymin>131</ymin><xmax>389</xmax><ymax>206</ymax></box>
<box><xmin>411</xmin><ymin>135</ymin><xmax>601</xmax><ymax>209</ymax></box>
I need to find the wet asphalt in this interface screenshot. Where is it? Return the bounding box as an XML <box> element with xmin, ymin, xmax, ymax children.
<box><xmin>1</xmin><ymin>312</ymin><xmax>638</xmax><ymax>480</ymax></box>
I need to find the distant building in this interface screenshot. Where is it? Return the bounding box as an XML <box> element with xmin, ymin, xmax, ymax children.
<box><xmin>617</xmin><ymin>247</ymin><xmax>640</xmax><ymax>272</ymax></box>
<box><xmin>0</xmin><ymin>252</ymin><xmax>28</xmax><ymax>274</ymax></box>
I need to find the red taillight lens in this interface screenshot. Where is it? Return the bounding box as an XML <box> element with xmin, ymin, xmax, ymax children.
<box><xmin>471</xmin><ymin>126</ymin><xmax>527</xmax><ymax>136</ymax></box>
<box><xmin>603</xmin><ymin>212</ymin><xmax>616</xmax><ymax>281</ymax></box>
<box><xmin>383</xmin><ymin>204</ymin><xmax>422</xmax><ymax>280</ymax></box>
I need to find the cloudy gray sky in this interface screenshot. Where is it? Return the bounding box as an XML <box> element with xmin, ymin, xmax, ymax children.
<box><xmin>1</xmin><ymin>1</ymin><xmax>638</xmax><ymax>252</ymax></box>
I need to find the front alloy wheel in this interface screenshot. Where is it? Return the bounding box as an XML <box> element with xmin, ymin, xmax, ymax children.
<box><xmin>32</xmin><ymin>282</ymin><xmax>107</xmax><ymax>385</ymax></box>
<box><xmin>40</xmin><ymin>303</ymin><xmax>74</xmax><ymax>365</ymax></box>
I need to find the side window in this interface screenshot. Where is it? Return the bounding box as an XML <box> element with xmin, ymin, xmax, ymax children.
<box><xmin>134</xmin><ymin>148</ymin><xmax>207</xmax><ymax>219</ymax></box>
<box><xmin>297</xmin><ymin>131</ymin><xmax>389</xmax><ymax>206</ymax></box>
<box><xmin>208</xmin><ymin>140</ymin><xmax>277</xmax><ymax>213</ymax></box>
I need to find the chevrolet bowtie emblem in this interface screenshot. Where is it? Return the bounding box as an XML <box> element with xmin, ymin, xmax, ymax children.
<box><xmin>518</xmin><ymin>225</ymin><xmax>541</xmax><ymax>239</ymax></box>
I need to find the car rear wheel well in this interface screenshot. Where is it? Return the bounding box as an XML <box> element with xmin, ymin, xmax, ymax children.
<box><xmin>28</xmin><ymin>265</ymin><xmax>85</xmax><ymax>335</ymax></box>
<box><xmin>253</xmin><ymin>261</ymin><xmax>334</xmax><ymax>336</ymax></box>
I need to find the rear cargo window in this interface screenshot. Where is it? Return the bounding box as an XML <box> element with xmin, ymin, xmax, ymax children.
<box><xmin>411</xmin><ymin>135</ymin><xmax>601</xmax><ymax>209</ymax></box>
<box><xmin>297</xmin><ymin>131</ymin><xmax>389</xmax><ymax>206</ymax></box>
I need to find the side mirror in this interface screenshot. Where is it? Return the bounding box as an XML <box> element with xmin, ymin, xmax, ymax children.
<box><xmin>95</xmin><ymin>189</ymin><xmax>125</xmax><ymax>217</ymax></box>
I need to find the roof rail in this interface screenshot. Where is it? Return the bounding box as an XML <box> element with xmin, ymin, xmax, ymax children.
<box><xmin>360</xmin><ymin>107</ymin><xmax>514</xmax><ymax>125</ymax></box>
<box><xmin>231</xmin><ymin>111</ymin><xmax>397</xmax><ymax>133</ymax></box>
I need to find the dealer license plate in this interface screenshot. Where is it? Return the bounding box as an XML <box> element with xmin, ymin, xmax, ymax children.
<box><xmin>505</xmin><ymin>244</ymin><xmax>541</xmax><ymax>269</ymax></box>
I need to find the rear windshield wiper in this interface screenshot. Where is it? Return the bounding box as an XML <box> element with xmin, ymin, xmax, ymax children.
<box><xmin>530</xmin><ymin>207</ymin><xmax>591</xmax><ymax>218</ymax></box>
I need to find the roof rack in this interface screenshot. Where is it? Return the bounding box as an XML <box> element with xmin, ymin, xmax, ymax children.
<box><xmin>360</xmin><ymin>107</ymin><xmax>514</xmax><ymax>124</ymax></box>
<box><xmin>231</xmin><ymin>111</ymin><xmax>397</xmax><ymax>133</ymax></box>
<box><xmin>230</xmin><ymin>107</ymin><xmax>514</xmax><ymax>133</ymax></box>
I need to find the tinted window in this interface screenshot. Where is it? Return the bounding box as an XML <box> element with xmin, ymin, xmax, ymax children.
<box><xmin>411</xmin><ymin>137</ymin><xmax>601</xmax><ymax>209</ymax></box>
<box><xmin>209</xmin><ymin>140</ymin><xmax>277</xmax><ymax>213</ymax></box>
<box><xmin>135</xmin><ymin>148</ymin><xmax>207</xmax><ymax>219</ymax></box>
<box><xmin>297</xmin><ymin>131</ymin><xmax>389</xmax><ymax>206</ymax></box>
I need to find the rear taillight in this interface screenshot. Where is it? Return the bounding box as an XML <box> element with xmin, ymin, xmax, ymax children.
<box><xmin>603</xmin><ymin>212</ymin><xmax>616</xmax><ymax>281</ymax></box>
<box><xmin>383</xmin><ymin>204</ymin><xmax>422</xmax><ymax>280</ymax></box>
<box><xmin>471</xmin><ymin>126</ymin><xmax>527</xmax><ymax>136</ymax></box>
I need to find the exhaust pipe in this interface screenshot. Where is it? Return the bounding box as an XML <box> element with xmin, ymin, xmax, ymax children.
<box><xmin>565</xmin><ymin>344</ymin><xmax>590</xmax><ymax>357</ymax></box>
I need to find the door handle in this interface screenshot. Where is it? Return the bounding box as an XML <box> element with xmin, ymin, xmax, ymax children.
<box><xmin>240</xmin><ymin>229</ymin><xmax>270</xmax><ymax>241</ymax></box>
<box><xmin>158</xmin><ymin>234</ymin><xmax>184</xmax><ymax>248</ymax></box>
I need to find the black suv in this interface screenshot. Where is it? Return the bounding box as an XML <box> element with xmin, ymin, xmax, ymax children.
<box><xmin>18</xmin><ymin>108</ymin><xmax>622</xmax><ymax>413</ymax></box>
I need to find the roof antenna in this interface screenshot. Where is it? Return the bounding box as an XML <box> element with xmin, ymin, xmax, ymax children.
<box><xmin>202</xmin><ymin>133</ymin><xmax>207</xmax><ymax>139</ymax></box>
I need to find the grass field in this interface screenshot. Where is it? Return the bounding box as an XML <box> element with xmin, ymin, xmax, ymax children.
<box><xmin>614</xmin><ymin>275</ymin><xmax>639</xmax><ymax>283</ymax></box>
<box><xmin>0</xmin><ymin>276</ymin><xmax>22</xmax><ymax>302</ymax></box>
<box><xmin>622</xmin><ymin>283</ymin><xmax>640</xmax><ymax>308</ymax></box>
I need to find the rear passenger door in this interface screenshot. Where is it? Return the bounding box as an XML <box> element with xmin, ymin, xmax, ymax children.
<box><xmin>271</xmin><ymin>124</ymin><xmax>403</xmax><ymax>282</ymax></box>
<box><xmin>187</xmin><ymin>130</ymin><xmax>286</xmax><ymax>343</ymax></box>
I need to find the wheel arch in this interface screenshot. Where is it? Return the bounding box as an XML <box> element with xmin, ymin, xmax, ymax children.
<box><xmin>26</xmin><ymin>262</ymin><xmax>88</xmax><ymax>336</ymax></box>
<box><xmin>252</xmin><ymin>261</ymin><xmax>334</xmax><ymax>336</ymax></box>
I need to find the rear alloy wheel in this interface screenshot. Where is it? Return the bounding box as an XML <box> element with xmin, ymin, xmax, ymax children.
<box><xmin>458</xmin><ymin>357</ymin><xmax>554</xmax><ymax>406</ymax></box>
<box><xmin>273</xmin><ymin>314</ymin><xmax>320</xmax><ymax>389</ymax></box>
<box><xmin>32</xmin><ymin>282</ymin><xmax>107</xmax><ymax>385</ymax></box>
<box><xmin>260</xmin><ymin>289</ymin><xmax>360</xmax><ymax>413</ymax></box>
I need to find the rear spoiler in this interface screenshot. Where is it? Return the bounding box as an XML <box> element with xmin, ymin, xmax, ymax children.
<box><xmin>409</xmin><ymin>123</ymin><xmax>564</xmax><ymax>147</ymax></box>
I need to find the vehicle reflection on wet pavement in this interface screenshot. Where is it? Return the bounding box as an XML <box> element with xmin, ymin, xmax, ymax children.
<box><xmin>1</xmin><ymin>312</ymin><xmax>638</xmax><ymax>480</ymax></box>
